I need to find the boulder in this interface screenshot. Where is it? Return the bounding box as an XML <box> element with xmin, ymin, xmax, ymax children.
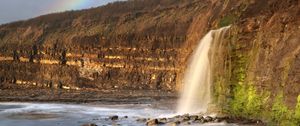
<box><xmin>146</xmin><ymin>119</ymin><xmax>159</xmax><ymax>125</ymax></box>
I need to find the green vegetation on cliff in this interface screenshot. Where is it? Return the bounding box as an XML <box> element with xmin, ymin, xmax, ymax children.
<box><xmin>214</xmin><ymin>19</ymin><xmax>300</xmax><ymax>125</ymax></box>
<box><xmin>218</xmin><ymin>14</ymin><xmax>236</xmax><ymax>28</ymax></box>
<box><xmin>224</xmin><ymin>41</ymin><xmax>269</xmax><ymax>119</ymax></box>
<box><xmin>270</xmin><ymin>93</ymin><xmax>292</xmax><ymax>125</ymax></box>
<box><xmin>292</xmin><ymin>96</ymin><xmax>300</xmax><ymax>125</ymax></box>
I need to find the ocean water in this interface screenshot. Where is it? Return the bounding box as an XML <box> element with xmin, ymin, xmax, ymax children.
<box><xmin>0</xmin><ymin>102</ymin><xmax>234</xmax><ymax>126</ymax></box>
<box><xmin>0</xmin><ymin>102</ymin><xmax>174</xmax><ymax>126</ymax></box>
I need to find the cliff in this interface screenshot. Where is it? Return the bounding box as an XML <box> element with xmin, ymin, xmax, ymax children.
<box><xmin>0</xmin><ymin>0</ymin><xmax>299</xmax><ymax>124</ymax></box>
<box><xmin>211</xmin><ymin>0</ymin><xmax>300</xmax><ymax>125</ymax></box>
<box><xmin>0</xmin><ymin>0</ymin><xmax>198</xmax><ymax>91</ymax></box>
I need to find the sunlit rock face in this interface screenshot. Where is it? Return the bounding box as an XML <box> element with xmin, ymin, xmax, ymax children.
<box><xmin>0</xmin><ymin>0</ymin><xmax>200</xmax><ymax>91</ymax></box>
<box><xmin>0</xmin><ymin>48</ymin><xmax>180</xmax><ymax>91</ymax></box>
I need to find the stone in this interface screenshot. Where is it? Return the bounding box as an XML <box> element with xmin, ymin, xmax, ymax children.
<box><xmin>174</xmin><ymin>115</ymin><xmax>181</xmax><ymax>118</ymax></box>
<box><xmin>182</xmin><ymin>114</ymin><xmax>190</xmax><ymax>121</ymax></box>
<box><xmin>216</xmin><ymin>116</ymin><xmax>229</xmax><ymax>123</ymax></box>
<box><xmin>174</xmin><ymin>120</ymin><xmax>181</xmax><ymax>124</ymax></box>
<box><xmin>172</xmin><ymin>117</ymin><xmax>182</xmax><ymax>123</ymax></box>
<box><xmin>166</xmin><ymin>122</ymin><xmax>178</xmax><ymax>126</ymax></box>
<box><xmin>182</xmin><ymin>114</ymin><xmax>189</xmax><ymax>117</ymax></box>
<box><xmin>195</xmin><ymin>118</ymin><xmax>206</xmax><ymax>123</ymax></box>
<box><xmin>197</xmin><ymin>116</ymin><xmax>204</xmax><ymax>120</ymax></box>
<box><xmin>189</xmin><ymin>115</ymin><xmax>198</xmax><ymax>121</ymax></box>
<box><xmin>182</xmin><ymin>121</ymin><xmax>192</xmax><ymax>125</ymax></box>
<box><xmin>109</xmin><ymin>115</ymin><xmax>118</xmax><ymax>120</ymax></box>
<box><xmin>199</xmin><ymin>118</ymin><xmax>208</xmax><ymax>123</ymax></box>
<box><xmin>214</xmin><ymin>118</ymin><xmax>221</xmax><ymax>123</ymax></box>
<box><xmin>146</xmin><ymin>119</ymin><xmax>159</xmax><ymax>125</ymax></box>
<box><xmin>81</xmin><ymin>123</ymin><xmax>97</xmax><ymax>126</ymax></box>
<box><xmin>204</xmin><ymin>116</ymin><xmax>213</xmax><ymax>122</ymax></box>
<box><xmin>193</xmin><ymin>120</ymin><xmax>203</xmax><ymax>124</ymax></box>
<box><xmin>158</xmin><ymin>118</ymin><xmax>168</xmax><ymax>123</ymax></box>
<box><xmin>136</xmin><ymin>118</ymin><xmax>147</xmax><ymax>122</ymax></box>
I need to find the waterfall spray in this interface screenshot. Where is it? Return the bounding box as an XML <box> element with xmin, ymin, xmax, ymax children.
<box><xmin>177</xmin><ymin>26</ymin><xmax>230</xmax><ymax>115</ymax></box>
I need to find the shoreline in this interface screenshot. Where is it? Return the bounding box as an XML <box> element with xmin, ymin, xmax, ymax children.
<box><xmin>0</xmin><ymin>88</ymin><xmax>177</xmax><ymax>104</ymax></box>
<box><xmin>0</xmin><ymin>102</ymin><xmax>265</xmax><ymax>126</ymax></box>
<box><xmin>0</xmin><ymin>88</ymin><xmax>265</xmax><ymax>126</ymax></box>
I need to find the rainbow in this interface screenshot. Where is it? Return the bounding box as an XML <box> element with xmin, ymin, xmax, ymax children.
<box><xmin>40</xmin><ymin>0</ymin><xmax>120</xmax><ymax>15</ymax></box>
<box><xmin>48</xmin><ymin>0</ymin><xmax>89</xmax><ymax>12</ymax></box>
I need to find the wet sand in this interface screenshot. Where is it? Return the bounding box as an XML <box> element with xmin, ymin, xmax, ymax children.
<box><xmin>0</xmin><ymin>89</ymin><xmax>177</xmax><ymax>104</ymax></box>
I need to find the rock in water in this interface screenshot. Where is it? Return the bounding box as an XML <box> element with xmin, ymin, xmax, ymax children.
<box><xmin>81</xmin><ymin>123</ymin><xmax>97</xmax><ymax>126</ymax></box>
<box><xmin>158</xmin><ymin>118</ymin><xmax>168</xmax><ymax>124</ymax></box>
<box><xmin>109</xmin><ymin>115</ymin><xmax>118</xmax><ymax>120</ymax></box>
<box><xmin>136</xmin><ymin>118</ymin><xmax>147</xmax><ymax>122</ymax></box>
<box><xmin>204</xmin><ymin>116</ymin><xmax>213</xmax><ymax>122</ymax></box>
<box><xmin>183</xmin><ymin>114</ymin><xmax>190</xmax><ymax>121</ymax></box>
<box><xmin>190</xmin><ymin>115</ymin><xmax>198</xmax><ymax>121</ymax></box>
<box><xmin>146</xmin><ymin>119</ymin><xmax>159</xmax><ymax>125</ymax></box>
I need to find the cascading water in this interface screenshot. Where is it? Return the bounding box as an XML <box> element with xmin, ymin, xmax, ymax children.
<box><xmin>177</xmin><ymin>26</ymin><xmax>230</xmax><ymax>115</ymax></box>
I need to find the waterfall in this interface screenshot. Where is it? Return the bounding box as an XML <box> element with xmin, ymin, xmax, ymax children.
<box><xmin>177</xmin><ymin>26</ymin><xmax>230</xmax><ymax>115</ymax></box>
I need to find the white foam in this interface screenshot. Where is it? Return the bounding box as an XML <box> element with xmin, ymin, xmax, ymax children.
<box><xmin>0</xmin><ymin>102</ymin><xmax>174</xmax><ymax>118</ymax></box>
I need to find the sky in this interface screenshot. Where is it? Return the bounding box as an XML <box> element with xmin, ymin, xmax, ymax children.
<box><xmin>0</xmin><ymin>0</ymin><xmax>122</xmax><ymax>24</ymax></box>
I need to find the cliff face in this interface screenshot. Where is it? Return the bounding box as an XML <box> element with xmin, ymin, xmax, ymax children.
<box><xmin>0</xmin><ymin>0</ymin><xmax>203</xmax><ymax>91</ymax></box>
<box><xmin>210</xmin><ymin>0</ymin><xmax>300</xmax><ymax>124</ymax></box>
<box><xmin>0</xmin><ymin>0</ymin><xmax>299</xmax><ymax>123</ymax></box>
<box><xmin>236</xmin><ymin>0</ymin><xmax>300</xmax><ymax>105</ymax></box>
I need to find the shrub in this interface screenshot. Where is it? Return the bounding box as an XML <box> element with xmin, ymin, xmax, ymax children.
<box><xmin>294</xmin><ymin>95</ymin><xmax>300</xmax><ymax>125</ymax></box>
<box><xmin>219</xmin><ymin>15</ymin><xmax>236</xmax><ymax>27</ymax></box>
<box><xmin>271</xmin><ymin>93</ymin><xmax>294</xmax><ymax>125</ymax></box>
